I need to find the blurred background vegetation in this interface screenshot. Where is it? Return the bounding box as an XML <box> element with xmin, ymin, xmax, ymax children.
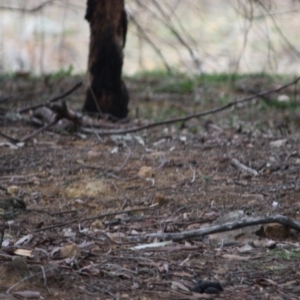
<box><xmin>0</xmin><ymin>0</ymin><xmax>299</xmax><ymax>76</ymax></box>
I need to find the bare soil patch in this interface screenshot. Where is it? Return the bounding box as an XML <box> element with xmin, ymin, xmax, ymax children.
<box><xmin>1</xmin><ymin>74</ymin><xmax>300</xmax><ymax>299</ymax></box>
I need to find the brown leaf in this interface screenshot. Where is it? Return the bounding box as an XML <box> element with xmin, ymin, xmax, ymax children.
<box><xmin>59</xmin><ymin>244</ymin><xmax>81</xmax><ymax>259</ymax></box>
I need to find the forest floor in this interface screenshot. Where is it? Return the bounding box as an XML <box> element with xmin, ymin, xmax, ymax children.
<box><xmin>1</xmin><ymin>72</ymin><xmax>300</xmax><ymax>299</ymax></box>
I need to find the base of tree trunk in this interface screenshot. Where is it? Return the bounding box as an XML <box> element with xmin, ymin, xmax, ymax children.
<box><xmin>83</xmin><ymin>0</ymin><xmax>129</xmax><ymax>119</ymax></box>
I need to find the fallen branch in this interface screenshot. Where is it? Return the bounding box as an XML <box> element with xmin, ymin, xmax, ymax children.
<box><xmin>32</xmin><ymin>206</ymin><xmax>157</xmax><ymax>233</ymax></box>
<box><xmin>144</xmin><ymin>215</ymin><xmax>300</xmax><ymax>241</ymax></box>
<box><xmin>0</xmin><ymin>131</ymin><xmax>19</xmax><ymax>143</ymax></box>
<box><xmin>81</xmin><ymin>76</ymin><xmax>300</xmax><ymax>135</ymax></box>
<box><xmin>32</xmin><ymin>102</ymin><xmax>121</xmax><ymax>129</ymax></box>
<box><xmin>20</xmin><ymin>119</ymin><xmax>58</xmax><ymax>142</ymax></box>
<box><xmin>231</xmin><ymin>158</ymin><xmax>258</xmax><ymax>176</ymax></box>
<box><xmin>19</xmin><ymin>81</ymin><xmax>82</xmax><ymax>114</ymax></box>
<box><xmin>0</xmin><ymin>83</ymin><xmax>83</xmax><ymax>143</ymax></box>
<box><xmin>48</xmin><ymin>101</ymin><xmax>82</xmax><ymax>125</ymax></box>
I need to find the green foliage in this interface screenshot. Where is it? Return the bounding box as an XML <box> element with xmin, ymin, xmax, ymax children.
<box><xmin>154</xmin><ymin>78</ymin><xmax>194</xmax><ymax>94</ymax></box>
<box><xmin>260</xmin><ymin>99</ymin><xmax>300</xmax><ymax>110</ymax></box>
<box><xmin>132</xmin><ymin>69</ymin><xmax>170</xmax><ymax>80</ymax></box>
<box><xmin>48</xmin><ymin>64</ymin><xmax>74</xmax><ymax>80</ymax></box>
<box><xmin>267</xmin><ymin>249</ymin><xmax>300</xmax><ymax>261</ymax></box>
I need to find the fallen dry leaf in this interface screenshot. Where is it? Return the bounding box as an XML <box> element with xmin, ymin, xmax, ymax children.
<box><xmin>222</xmin><ymin>254</ymin><xmax>250</xmax><ymax>261</ymax></box>
<box><xmin>138</xmin><ymin>166</ymin><xmax>155</xmax><ymax>178</ymax></box>
<box><xmin>59</xmin><ymin>244</ymin><xmax>81</xmax><ymax>259</ymax></box>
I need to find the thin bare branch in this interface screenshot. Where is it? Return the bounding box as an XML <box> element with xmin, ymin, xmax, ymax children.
<box><xmin>20</xmin><ymin>119</ymin><xmax>58</xmax><ymax>142</ymax></box>
<box><xmin>145</xmin><ymin>215</ymin><xmax>300</xmax><ymax>241</ymax></box>
<box><xmin>18</xmin><ymin>82</ymin><xmax>82</xmax><ymax>114</ymax></box>
<box><xmin>0</xmin><ymin>1</ymin><xmax>53</xmax><ymax>13</ymax></box>
<box><xmin>81</xmin><ymin>76</ymin><xmax>300</xmax><ymax>136</ymax></box>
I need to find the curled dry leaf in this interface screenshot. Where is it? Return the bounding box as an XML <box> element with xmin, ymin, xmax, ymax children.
<box><xmin>270</xmin><ymin>139</ymin><xmax>287</xmax><ymax>148</ymax></box>
<box><xmin>91</xmin><ymin>219</ymin><xmax>103</xmax><ymax>229</ymax></box>
<box><xmin>59</xmin><ymin>244</ymin><xmax>81</xmax><ymax>259</ymax></box>
<box><xmin>252</xmin><ymin>239</ymin><xmax>276</xmax><ymax>249</ymax></box>
<box><xmin>78</xmin><ymin>262</ymin><xmax>100</xmax><ymax>275</ymax></box>
<box><xmin>15</xmin><ymin>234</ymin><xmax>34</xmax><ymax>246</ymax></box>
<box><xmin>6</xmin><ymin>186</ymin><xmax>20</xmax><ymax>195</ymax></box>
<box><xmin>138</xmin><ymin>166</ymin><xmax>155</xmax><ymax>178</ymax></box>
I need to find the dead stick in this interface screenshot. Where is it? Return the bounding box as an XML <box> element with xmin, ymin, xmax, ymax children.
<box><xmin>20</xmin><ymin>119</ymin><xmax>58</xmax><ymax>142</ymax></box>
<box><xmin>144</xmin><ymin>215</ymin><xmax>300</xmax><ymax>241</ymax></box>
<box><xmin>19</xmin><ymin>81</ymin><xmax>82</xmax><ymax>114</ymax></box>
<box><xmin>231</xmin><ymin>158</ymin><xmax>258</xmax><ymax>176</ymax></box>
<box><xmin>0</xmin><ymin>131</ymin><xmax>19</xmax><ymax>143</ymax></box>
<box><xmin>31</xmin><ymin>206</ymin><xmax>156</xmax><ymax>233</ymax></box>
<box><xmin>82</xmin><ymin>76</ymin><xmax>300</xmax><ymax>135</ymax></box>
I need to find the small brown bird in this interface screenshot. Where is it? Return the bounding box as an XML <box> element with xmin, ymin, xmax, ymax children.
<box><xmin>0</xmin><ymin>197</ymin><xmax>27</xmax><ymax>221</ymax></box>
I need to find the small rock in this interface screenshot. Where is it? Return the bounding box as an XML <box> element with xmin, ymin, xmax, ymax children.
<box><xmin>277</xmin><ymin>94</ymin><xmax>289</xmax><ymax>102</ymax></box>
<box><xmin>270</xmin><ymin>139</ymin><xmax>287</xmax><ymax>148</ymax></box>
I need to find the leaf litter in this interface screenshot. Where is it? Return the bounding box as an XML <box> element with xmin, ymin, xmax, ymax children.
<box><xmin>0</xmin><ymin>75</ymin><xmax>300</xmax><ymax>299</ymax></box>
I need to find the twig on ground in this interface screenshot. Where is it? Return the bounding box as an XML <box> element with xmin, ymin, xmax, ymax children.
<box><xmin>32</xmin><ymin>206</ymin><xmax>157</xmax><ymax>233</ymax></box>
<box><xmin>231</xmin><ymin>158</ymin><xmax>258</xmax><ymax>176</ymax></box>
<box><xmin>113</xmin><ymin>145</ymin><xmax>132</xmax><ymax>173</ymax></box>
<box><xmin>81</xmin><ymin>76</ymin><xmax>300</xmax><ymax>136</ymax></box>
<box><xmin>0</xmin><ymin>131</ymin><xmax>19</xmax><ymax>143</ymax></box>
<box><xmin>144</xmin><ymin>215</ymin><xmax>300</xmax><ymax>241</ymax></box>
<box><xmin>48</xmin><ymin>101</ymin><xmax>82</xmax><ymax>125</ymax></box>
<box><xmin>19</xmin><ymin>81</ymin><xmax>82</xmax><ymax>114</ymax></box>
<box><xmin>190</xmin><ymin>165</ymin><xmax>196</xmax><ymax>183</ymax></box>
<box><xmin>20</xmin><ymin>119</ymin><xmax>58</xmax><ymax>142</ymax></box>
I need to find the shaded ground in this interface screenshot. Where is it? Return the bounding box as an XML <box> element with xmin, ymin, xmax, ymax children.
<box><xmin>1</xmin><ymin>73</ymin><xmax>300</xmax><ymax>299</ymax></box>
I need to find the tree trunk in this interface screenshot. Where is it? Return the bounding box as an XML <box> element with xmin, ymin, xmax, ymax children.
<box><xmin>83</xmin><ymin>0</ymin><xmax>129</xmax><ymax>119</ymax></box>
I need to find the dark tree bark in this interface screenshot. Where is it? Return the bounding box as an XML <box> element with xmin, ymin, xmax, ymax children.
<box><xmin>83</xmin><ymin>0</ymin><xmax>129</xmax><ymax>119</ymax></box>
